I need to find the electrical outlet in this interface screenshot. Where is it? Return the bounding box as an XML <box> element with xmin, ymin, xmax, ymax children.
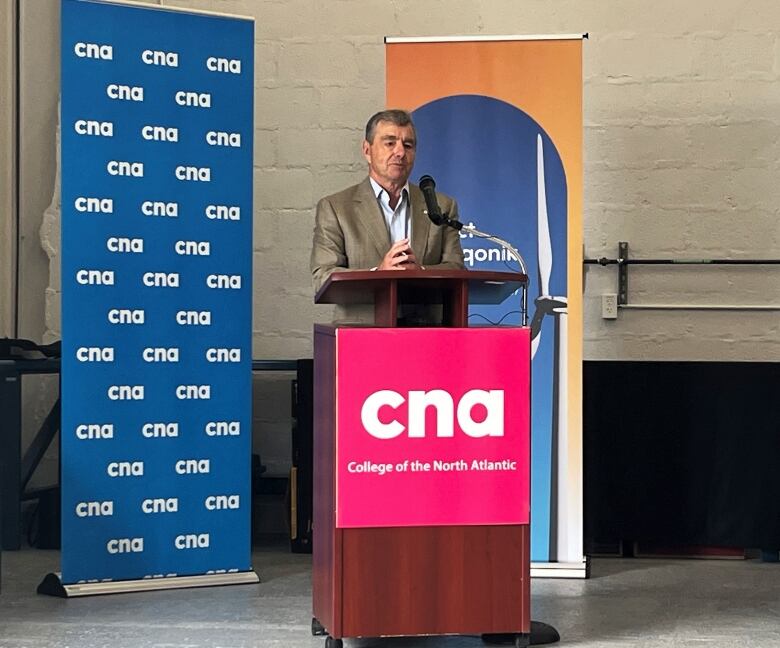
<box><xmin>602</xmin><ymin>293</ymin><xmax>618</xmax><ymax>319</ymax></box>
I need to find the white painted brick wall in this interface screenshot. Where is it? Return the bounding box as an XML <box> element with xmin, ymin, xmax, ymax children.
<box><xmin>160</xmin><ymin>0</ymin><xmax>780</xmax><ymax>363</ymax></box>
<box><xmin>156</xmin><ymin>0</ymin><xmax>777</xmax><ymax>362</ymax></box>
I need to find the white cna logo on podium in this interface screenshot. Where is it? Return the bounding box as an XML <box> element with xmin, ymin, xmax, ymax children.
<box><xmin>360</xmin><ymin>389</ymin><xmax>505</xmax><ymax>439</ymax></box>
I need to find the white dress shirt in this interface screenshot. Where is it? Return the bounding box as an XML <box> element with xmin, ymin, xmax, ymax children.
<box><xmin>369</xmin><ymin>177</ymin><xmax>410</xmax><ymax>245</ymax></box>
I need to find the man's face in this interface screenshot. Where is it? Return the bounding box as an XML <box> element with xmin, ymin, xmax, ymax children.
<box><xmin>362</xmin><ymin>120</ymin><xmax>416</xmax><ymax>190</ymax></box>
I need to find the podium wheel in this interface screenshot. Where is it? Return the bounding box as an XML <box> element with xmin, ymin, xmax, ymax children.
<box><xmin>325</xmin><ymin>636</ymin><xmax>343</xmax><ymax>648</ymax></box>
<box><xmin>311</xmin><ymin>617</ymin><xmax>326</xmax><ymax>636</ymax></box>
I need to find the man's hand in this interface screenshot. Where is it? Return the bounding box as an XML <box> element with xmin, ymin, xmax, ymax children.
<box><xmin>378</xmin><ymin>239</ymin><xmax>421</xmax><ymax>270</ymax></box>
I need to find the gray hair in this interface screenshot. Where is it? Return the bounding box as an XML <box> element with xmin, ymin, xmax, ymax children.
<box><xmin>364</xmin><ymin>109</ymin><xmax>417</xmax><ymax>143</ymax></box>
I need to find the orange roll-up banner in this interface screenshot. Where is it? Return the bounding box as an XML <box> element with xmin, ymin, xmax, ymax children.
<box><xmin>387</xmin><ymin>35</ymin><xmax>585</xmax><ymax>575</ymax></box>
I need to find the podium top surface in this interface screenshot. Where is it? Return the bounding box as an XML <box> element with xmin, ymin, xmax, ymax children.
<box><xmin>314</xmin><ymin>269</ymin><xmax>527</xmax><ymax>306</ymax></box>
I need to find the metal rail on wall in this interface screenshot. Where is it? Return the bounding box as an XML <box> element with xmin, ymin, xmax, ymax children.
<box><xmin>584</xmin><ymin>241</ymin><xmax>780</xmax><ymax>312</ymax></box>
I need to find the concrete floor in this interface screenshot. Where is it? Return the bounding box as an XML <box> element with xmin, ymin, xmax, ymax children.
<box><xmin>1</xmin><ymin>545</ymin><xmax>779</xmax><ymax>647</ymax></box>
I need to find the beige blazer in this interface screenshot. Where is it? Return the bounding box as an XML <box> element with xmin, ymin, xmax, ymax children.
<box><xmin>310</xmin><ymin>177</ymin><xmax>465</xmax><ymax>294</ymax></box>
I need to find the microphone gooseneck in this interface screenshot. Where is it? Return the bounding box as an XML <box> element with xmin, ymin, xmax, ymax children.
<box><xmin>418</xmin><ymin>173</ymin><xmax>529</xmax><ymax>325</ymax></box>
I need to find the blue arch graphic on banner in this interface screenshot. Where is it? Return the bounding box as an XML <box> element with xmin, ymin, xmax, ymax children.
<box><xmin>61</xmin><ymin>0</ymin><xmax>254</xmax><ymax>583</ymax></box>
<box><xmin>412</xmin><ymin>95</ymin><xmax>567</xmax><ymax>561</ymax></box>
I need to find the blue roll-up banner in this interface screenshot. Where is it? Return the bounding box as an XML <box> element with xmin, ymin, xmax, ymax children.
<box><xmin>60</xmin><ymin>0</ymin><xmax>254</xmax><ymax>587</ymax></box>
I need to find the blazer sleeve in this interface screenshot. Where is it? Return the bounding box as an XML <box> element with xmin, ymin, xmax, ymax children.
<box><xmin>423</xmin><ymin>197</ymin><xmax>466</xmax><ymax>270</ymax></box>
<box><xmin>310</xmin><ymin>196</ymin><xmax>348</xmax><ymax>294</ymax></box>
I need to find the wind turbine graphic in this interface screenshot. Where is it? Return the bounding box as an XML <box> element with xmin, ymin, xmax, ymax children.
<box><xmin>529</xmin><ymin>134</ymin><xmax>580</xmax><ymax>564</ymax></box>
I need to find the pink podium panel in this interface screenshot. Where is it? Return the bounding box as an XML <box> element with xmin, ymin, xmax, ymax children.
<box><xmin>335</xmin><ymin>327</ymin><xmax>530</xmax><ymax>528</ymax></box>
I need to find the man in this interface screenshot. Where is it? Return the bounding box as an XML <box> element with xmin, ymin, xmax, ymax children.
<box><xmin>310</xmin><ymin>109</ymin><xmax>465</xmax><ymax>294</ymax></box>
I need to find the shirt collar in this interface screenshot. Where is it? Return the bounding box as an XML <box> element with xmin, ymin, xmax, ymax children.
<box><xmin>369</xmin><ymin>176</ymin><xmax>409</xmax><ymax>203</ymax></box>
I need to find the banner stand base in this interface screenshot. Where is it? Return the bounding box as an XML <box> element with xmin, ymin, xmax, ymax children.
<box><xmin>531</xmin><ymin>558</ymin><xmax>589</xmax><ymax>579</ymax></box>
<box><xmin>37</xmin><ymin>570</ymin><xmax>260</xmax><ymax>598</ymax></box>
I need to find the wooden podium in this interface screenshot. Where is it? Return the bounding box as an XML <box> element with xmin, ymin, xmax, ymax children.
<box><xmin>312</xmin><ymin>270</ymin><xmax>531</xmax><ymax>648</ymax></box>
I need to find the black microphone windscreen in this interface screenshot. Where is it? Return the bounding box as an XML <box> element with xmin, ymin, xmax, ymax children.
<box><xmin>418</xmin><ymin>174</ymin><xmax>444</xmax><ymax>225</ymax></box>
<box><xmin>418</xmin><ymin>175</ymin><xmax>435</xmax><ymax>191</ymax></box>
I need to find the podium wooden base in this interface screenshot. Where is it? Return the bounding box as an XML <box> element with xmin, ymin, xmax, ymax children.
<box><xmin>312</xmin><ymin>325</ymin><xmax>530</xmax><ymax>641</ymax></box>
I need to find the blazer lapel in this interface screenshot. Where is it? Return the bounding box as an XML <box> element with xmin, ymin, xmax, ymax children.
<box><xmin>409</xmin><ymin>184</ymin><xmax>430</xmax><ymax>263</ymax></box>
<box><xmin>354</xmin><ymin>177</ymin><xmax>391</xmax><ymax>259</ymax></box>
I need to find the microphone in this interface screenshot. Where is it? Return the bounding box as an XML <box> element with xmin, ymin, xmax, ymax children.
<box><xmin>418</xmin><ymin>174</ymin><xmax>463</xmax><ymax>231</ymax></box>
<box><xmin>418</xmin><ymin>175</ymin><xmax>444</xmax><ymax>225</ymax></box>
